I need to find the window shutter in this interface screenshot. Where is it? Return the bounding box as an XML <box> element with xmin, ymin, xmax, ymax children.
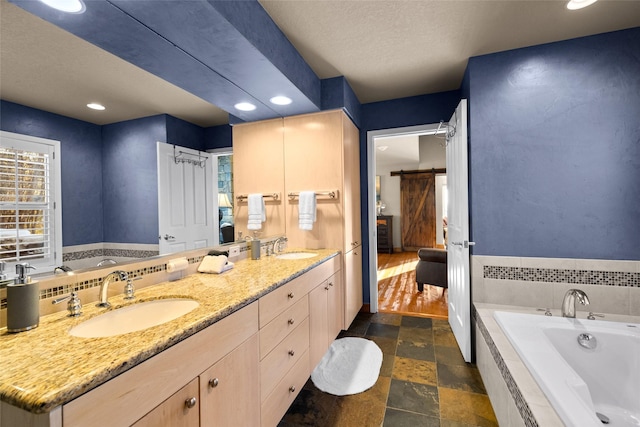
<box><xmin>0</xmin><ymin>144</ymin><xmax>53</xmax><ymax>264</ymax></box>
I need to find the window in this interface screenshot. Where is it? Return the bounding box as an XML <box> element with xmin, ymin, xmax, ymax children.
<box><xmin>0</xmin><ymin>131</ymin><xmax>62</xmax><ymax>276</ymax></box>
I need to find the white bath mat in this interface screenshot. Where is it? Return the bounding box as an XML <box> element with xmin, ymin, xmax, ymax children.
<box><xmin>311</xmin><ymin>337</ymin><xmax>383</xmax><ymax>396</ymax></box>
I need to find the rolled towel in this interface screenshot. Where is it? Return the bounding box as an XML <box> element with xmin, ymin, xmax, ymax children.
<box><xmin>247</xmin><ymin>194</ymin><xmax>265</xmax><ymax>230</ymax></box>
<box><xmin>299</xmin><ymin>191</ymin><xmax>316</xmax><ymax>230</ymax></box>
<box><xmin>198</xmin><ymin>255</ymin><xmax>234</xmax><ymax>274</ymax></box>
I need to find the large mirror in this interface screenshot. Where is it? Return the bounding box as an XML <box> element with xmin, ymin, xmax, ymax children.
<box><xmin>0</xmin><ymin>2</ymin><xmax>247</xmax><ymax>276</ymax></box>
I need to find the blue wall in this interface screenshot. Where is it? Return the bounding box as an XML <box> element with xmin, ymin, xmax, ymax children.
<box><xmin>102</xmin><ymin>116</ymin><xmax>167</xmax><ymax>244</ymax></box>
<box><xmin>0</xmin><ymin>100</ymin><xmax>104</xmax><ymax>246</ymax></box>
<box><xmin>467</xmin><ymin>28</ymin><xmax>640</xmax><ymax>260</ymax></box>
<box><xmin>1</xmin><ymin>102</ymin><xmax>211</xmax><ymax>246</ymax></box>
<box><xmin>205</xmin><ymin>124</ymin><xmax>233</xmax><ymax>150</ymax></box>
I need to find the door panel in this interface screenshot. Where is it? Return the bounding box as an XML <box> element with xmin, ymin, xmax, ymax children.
<box><xmin>400</xmin><ymin>172</ymin><xmax>436</xmax><ymax>251</ymax></box>
<box><xmin>158</xmin><ymin>142</ymin><xmax>215</xmax><ymax>255</ymax></box>
<box><xmin>446</xmin><ymin>100</ymin><xmax>471</xmax><ymax>362</ymax></box>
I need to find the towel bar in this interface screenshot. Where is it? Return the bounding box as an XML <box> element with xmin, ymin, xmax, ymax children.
<box><xmin>288</xmin><ymin>190</ymin><xmax>338</xmax><ymax>200</ymax></box>
<box><xmin>236</xmin><ymin>193</ymin><xmax>280</xmax><ymax>202</ymax></box>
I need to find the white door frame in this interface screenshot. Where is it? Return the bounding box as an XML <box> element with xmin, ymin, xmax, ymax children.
<box><xmin>366</xmin><ymin>123</ymin><xmax>444</xmax><ymax>313</ymax></box>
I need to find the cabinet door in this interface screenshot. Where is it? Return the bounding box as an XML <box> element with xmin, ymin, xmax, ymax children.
<box><xmin>283</xmin><ymin>111</ymin><xmax>344</xmax><ymax>250</ymax></box>
<box><xmin>344</xmin><ymin>247</ymin><xmax>363</xmax><ymax>330</ymax></box>
<box><xmin>132</xmin><ymin>378</ymin><xmax>199</xmax><ymax>427</ymax></box>
<box><xmin>233</xmin><ymin>118</ymin><xmax>285</xmax><ymax>238</ymax></box>
<box><xmin>326</xmin><ymin>272</ymin><xmax>344</xmax><ymax>342</ymax></box>
<box><xmin>342</xmin><ymin>114</ymin><xmax>361</xmax><ymax>252</ymax></box>
<box><xmin>200</xmin><ymin>334</ymin><xmax>260</xmax><ymax>427</ymax></box>
<box><xmin>308</xmin><ymin>281</ymin><xmax>329</xmax><ymax>369</ymax></box>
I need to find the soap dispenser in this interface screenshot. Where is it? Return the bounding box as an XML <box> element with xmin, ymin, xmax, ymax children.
<box><xmin>6</xmin><ymin>262</ymin><xmax>39</xmax><ymax>333</ymax></box>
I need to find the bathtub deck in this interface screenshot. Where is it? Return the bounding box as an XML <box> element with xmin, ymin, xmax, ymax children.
<box><xmin>474</xmin><ymin>303</ymin><xmax>640</xmax><ymax>427</ymax></box>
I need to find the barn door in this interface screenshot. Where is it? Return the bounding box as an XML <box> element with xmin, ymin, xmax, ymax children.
<box><xmin>400</xmin><ymin>172</ymin><xmax>436</xmax><ymax>251</ymax></box>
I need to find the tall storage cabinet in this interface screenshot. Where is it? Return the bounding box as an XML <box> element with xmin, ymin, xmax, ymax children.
<box><xmin>233</xmin><ymin>109</ymin><xmax>363</xmax><ymax>331</ymax></box>
<box><xmin>233</xmin><ymin>118</ymin><xmax>285</xmax><ymax>239</ymax></box>
<box><xmin>284</xmin><ymin>110</ymin><xmax>362</xmax><ymax>330</ymax></box>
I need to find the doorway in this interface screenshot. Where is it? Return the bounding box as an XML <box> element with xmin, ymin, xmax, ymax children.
<box><xmin>367</xmin><ymin>123</ymin><xmax>448</xmax><ymax>318</ymax></box>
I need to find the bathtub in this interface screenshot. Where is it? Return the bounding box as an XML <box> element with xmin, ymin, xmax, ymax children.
<box><xmin>494</xmin><ymin>311</ymin><xmax>640</xmax><ymax>427</ymax></box>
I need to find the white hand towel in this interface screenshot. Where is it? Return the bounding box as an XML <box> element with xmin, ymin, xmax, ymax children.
<box><xmin>299</xmin><ymin>191</ymin><xmax>317</xmax><ymax>230</ymax></box>
<box><xmin>198</xmin><ymin>255</ymin><xmax>234</xmax><ymax>274</ymax></box>
<box><xmin>247</xmin><ymin>193</ymin><xmax>265</xmax><ymax>230</ymax></box>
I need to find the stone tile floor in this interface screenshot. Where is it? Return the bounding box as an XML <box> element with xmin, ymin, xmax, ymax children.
<box><xmin>279</xmin><ymin>312</ymin><xmax>498</xmax><ymax>427</ymax></box>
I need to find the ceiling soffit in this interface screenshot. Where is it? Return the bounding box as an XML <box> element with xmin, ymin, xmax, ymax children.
<box><xmin>9</xmin><ymin>0</ymin><xmax>322</xmax><ymax>123</ymax></box>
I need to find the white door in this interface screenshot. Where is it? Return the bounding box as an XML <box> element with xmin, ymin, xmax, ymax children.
<box><xmin>446</xmin><ymin>99</ymin><xmax>472</xmax><ymax>362</ymax></box>
<box><xmin>157</xmin><ymin>142</ymin><xmax>216</xmax><ymax>255</ymax></box>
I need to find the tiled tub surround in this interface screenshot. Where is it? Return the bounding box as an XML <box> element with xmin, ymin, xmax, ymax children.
<box><xmin>0</xmin><ymin>244</ymin><xmax>336</xmax><ymax>413</ymax></box>
<box><xmin>62</xmin><ymin>242</ymin><xmax>160</xmax><ymax>271</ymax></box>
<box><xmin>472</xmin><ymin>256</ymin><xmax>640</xmax><ymax>425</ymax></box>
<box><xmin>474</xmin><ymin>304</ymin><xmax>640</xmax><ymax>427</ymax></box>
<box><xmin>471</xmin><ymin>255</ymin><xmax>640</xmax><ymax>316</ymax></box>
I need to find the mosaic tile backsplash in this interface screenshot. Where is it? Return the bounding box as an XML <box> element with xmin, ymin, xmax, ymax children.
<box><xmin>63</xmin><ymin>248</ymin><xmax>159</xmax><ymax>262</ymax></box>
<box><xmin>483</xmin><ymin>266</ymin><xmax>640</xmax><ymax>287</ymax></box>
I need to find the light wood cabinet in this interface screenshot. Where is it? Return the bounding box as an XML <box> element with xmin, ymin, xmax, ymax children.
<box><xmin>282</xmin><ymin>110</ymin><xmax>362</xmax><ymax>330</ymax></box>
<box><xmin>5</xmin><ymin>258</ymin><xmax>346</xmax><ymax>427</ymax></box>
<box><xmin>260</xmin><ymin>350</ymin><xmax>310</xmax><ymax>427</ymax></box>
<box><xmin>342</xmin><ymin>113</ymin><xmax>361</xmax><ymax>252</ymax></box>
<box><xmin>345</xmin><ymin>246</ymin><xmax>363</xmax><ymax>329</ymax></box>
<box><xmin>309</xmin><ymin>272</ymin><xmax>343</xmax><ymax>369</ymax></box>
<box><xmin>258</xmin><ymin>254</ymin><xmax>340</xmax><ymax>426</ymax></box>
<box><xmin>62</xmin><ymin>303</ymin><xmax>258</xmax><ymax>427</ymax></box>
<box><xmin>200</xmin><ymin>334</ymin><xmax>260</xmax><ymax>427</ymax></box>
<box><xmin>233</xmin><ymin>118</ymin><xmax>285</xmax><ymax>239</ymax></box>
<box><xmin>233</xmin><ymin>110</ymin><xmax>362</xmax><ymax>331</ymax></box>
<box><xmin>132</xmin><ymin>378</ymin><xmax>199</xmax><ymax>427</ymax></box>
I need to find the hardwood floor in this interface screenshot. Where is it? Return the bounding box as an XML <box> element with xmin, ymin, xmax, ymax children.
<box><xmin>377</xmin><ymin>251</ymin><xmax>448</xmax><ymax>319</ymax></box>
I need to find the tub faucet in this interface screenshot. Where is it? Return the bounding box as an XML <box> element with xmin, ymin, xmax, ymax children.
<box><xmin>561</xmin><ymin>289</ymin><xmax>590</xmax><ymax>318</ymax></box>
<box><xmin>97</xmin><ymin>270</ymin><xmax>129</xmax><ymax>308</ymax></box>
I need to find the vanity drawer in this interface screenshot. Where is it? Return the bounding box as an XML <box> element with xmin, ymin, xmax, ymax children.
<box><xmin>259</xmin><ymin>256</ymin><xmax>341</xmax><ymax>327</ymax></box>
<box><xmin>260</xmin><ymin>349</ymin><xmax>310</xmax><ymax>427</ymax></box>
<box><xmin>260</xmin><ymin>316</ymin><xmax>310</xmax><ymax>399</ymax></box>
<box><xmin>259</xmin><ymin>297</ymin><xmax>309</xmax><ymax>358</ymax></box>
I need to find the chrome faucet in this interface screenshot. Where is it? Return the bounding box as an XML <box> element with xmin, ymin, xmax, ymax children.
<box><xmin>97</xmin><ymin>270</ymin><xmax>129</xmax><ymax>308</ymax></box>
<box><xmin>561</xmin><ymin>289</ymin><xmax>590</xmax><ymax>318</ymax></box>
<box><xmin>271</xmin><ymin>236</ymin><xmax>286</xmax><ymax>256</ymax></box>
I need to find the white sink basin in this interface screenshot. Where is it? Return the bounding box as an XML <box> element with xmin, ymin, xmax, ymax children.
<box><xmin>69</xmin><ymin>298</ymin><xmax>199</xmax><ymax>338</ymax></box>
<box><xmin>275</xmin><ymin>252</ymin><xmax>317</xmax><ymax>260</ymax></box>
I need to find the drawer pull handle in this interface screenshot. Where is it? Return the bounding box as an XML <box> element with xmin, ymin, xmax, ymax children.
<box><xmin>288</xmin><ymin>318</ymin><xmax>295</xmax><ymax>325</ymax></box>
<box><xmin>328</xmin><ymin>282</ymin><xmax>334</xmax><ymax>287</ymax></box>
<box><xmin>288</xmin><ymin>292</ymin><xmax>294</xmax><ymax>299</ymax></box>
<box><xmin>185</xmin><ymin>397</ymin><xmax>197</xmax><ymax>409</ymax></box>
<box><xmin>209</xmin><ymin>378</ymin><xmax>219</xmax><ymax>388</ymax></box>
<box><xmin>289</xmin><ymin>386</ymin><xmax>296</xmax><ymax>393</ymax></box>
<box><xmin>324</xmin><ymin>286</ymin><xmax>329</xmax><ymax>290</ymax></box>
<box><xmin>288</xmin><ymin>349</ymin><xmax>295</xmax><ymax>356</ymax></box>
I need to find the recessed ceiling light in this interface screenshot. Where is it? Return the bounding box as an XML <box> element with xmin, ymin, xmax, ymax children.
<box><xmin>269</xmin><ymin>96</ymin><xmax>292</xmax><ymax>106</ymax></box>
<box><xmin>566</xmin><ymin>0</ymin><xmax>597</xmax><ymax>10</ymax></box>
<box><xmin>377</xmin><ymin>146</ymin><xmax>388</xmax><ymax>152</ymax></box>
<box><xmin>87</xmin><ymin>103</ymin><xmax>105</xmax><ymax>111</ymax></box>
<box><xmin>39</xmin><ymin>0</ymin><xmax>86</xmax><ymax>13</ymax></box>
<box><xmin>234</xmin><ymin>102</ymin><xmax>256</xmax><ymax>111</ymax></box>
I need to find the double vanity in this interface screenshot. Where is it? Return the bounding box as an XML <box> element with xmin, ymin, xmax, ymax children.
<box><xmin>0</xmin><ymin>248</ymin><xmax>343</xmax><ymax>427</ymax></box>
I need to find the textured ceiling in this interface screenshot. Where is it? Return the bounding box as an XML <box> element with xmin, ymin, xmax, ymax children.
<box><xmin>259</xmin><ymin>0</ymin><xmax>640</xmax><ymax>103</ymax></box>
<box><xmin>1</xmin><ymin>0</ymin><xmax>639</xmax><ymax>126</ymax></box>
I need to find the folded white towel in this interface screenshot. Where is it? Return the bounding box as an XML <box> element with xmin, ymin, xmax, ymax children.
<box><xmin>198</xmin><ymin>255</ymin><xmax>234</xmax><ymax>274</ymax></box>
<box><xmin>247</xmin><ymin>193</ymin><xmax>265</xmax><ymax>230</ymax></box>
<box><xmin>299</xmin><ymin>191</ymin><xmax>317</xmax><ymax>230</ymax></box>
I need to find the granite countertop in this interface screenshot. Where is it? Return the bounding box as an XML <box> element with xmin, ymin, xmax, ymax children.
<box><xmin>0</xmin><ymin>249</ymin><xmax>340</xmax><ymax>414</ymax></box>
